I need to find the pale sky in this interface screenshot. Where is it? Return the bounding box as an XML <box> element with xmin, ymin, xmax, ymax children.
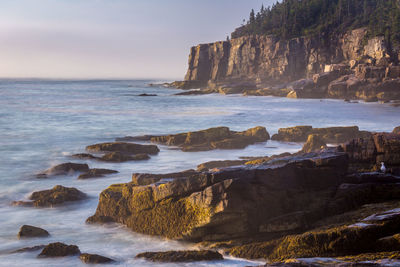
<box><xmin>0</xmin><ymin>0</ymin><xmax>274</xmax><ymax>80</ymax></box>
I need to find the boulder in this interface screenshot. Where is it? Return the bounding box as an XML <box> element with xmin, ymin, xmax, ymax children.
<box><xmin>271</xmin><ymin>126</ymin><xmax>313</xmax><ymax>142</ymax></box>
<box><xmin>18</xmin><ymin>225</ymin><xmax>49</xmax><ymax>238</ymax></box>
<box><xmin>135</xmin><ymin>250</ymin><xmax>223</xmax><ymax>262</ymax></box>
<box><xmin>355</xmin><ymin>64</ymin><xmax>386</xmax><ymax>80</ymax></box>
<box><xmin>301</xmin><ymin>134</ymin><xmax>327</xmax><ymax>153</ymax></box>
<box><xmin>38</xmin><ymin>242</ymin><xmax>80</xmax><ymax>257</ymax></box>
<box><xmin>327</xmin><ymin>80</ymin><xmax>348</xmax><ymax>98</ymax></box>
<box><xmin>313</xmin><ymin>71</ymin><xmax>341</xmax><ymax>87</ymax></box>
<box><xmin>79</xmin><ymin>253</ymin><xmax>114</xmax><ymax>264</ymax></box>
<box><xmin>150</xmin><ymin>126</ymin><xmax>269</xmax><ymax>152</ymax></box>
<box><xmin>13</xmin><ymin>185</ymin><xmax>87</xmax><ymax>207</ymax></box>
<box><xmin>12</xmin><ymin>245</ymin><xmax>46</xmax><ymax>253</ymax></box>
<box><xmin>78</xmin><ymin>169</ymin><xmax>118</xmax><ymax>179</ymax></box>
<box><xmin>393</xmin><ymin>127</ymin><xmax>400</xmax><ymax>135</ymax></box>
<box><xmin>86</xmin><ymin>142</ymin><xmax>159</xmax><ymax>155</ymax></box>
<box><xmin>87</xmin><ymin>152</ymin><xmax>348</xmax><ymax>242</ymax></box>
<box><xmin>37</xmin><ymin>163</ymin><xmax>89</xmax><ymax>178</ymax></box>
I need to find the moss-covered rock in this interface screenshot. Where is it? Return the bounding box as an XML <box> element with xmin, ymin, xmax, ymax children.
<box><xmin>301</xmin><ymin>134</ymin><xmax>327</xmax><ymax>153</ymax></box>
<box><xmin>135</xmin><ymin>250</ymin><xmax>223</xmax><ymax>262</ymax></box>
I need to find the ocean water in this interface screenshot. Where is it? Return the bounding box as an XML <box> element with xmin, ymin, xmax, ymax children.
<box><xmin>0</xmin><ymin>79</ymin><xmax>399</xmax><ymax>267</ymax></box>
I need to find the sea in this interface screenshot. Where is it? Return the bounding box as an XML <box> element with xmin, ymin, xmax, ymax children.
<box><xmin>0</xmin><ymin>79</ymin><xmax>399</xmax><ymax>266</ymax></box>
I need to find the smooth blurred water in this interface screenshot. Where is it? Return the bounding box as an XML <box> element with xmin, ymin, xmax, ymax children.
<box><xmin>0</xmin><ymin>79</ymin><xmax>399</xmax><ymax>266</ymax></box>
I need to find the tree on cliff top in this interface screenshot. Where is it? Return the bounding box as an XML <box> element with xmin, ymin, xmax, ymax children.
<box><xmin>231</xmin><ymin>0</ymin><xmax>400</xmax><ymax>47</ymax></box>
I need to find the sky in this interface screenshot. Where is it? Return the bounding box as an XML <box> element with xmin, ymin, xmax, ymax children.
<box><xmin>0</xmin><ymin>0</ymin><xmax>275</xmax><ymax>80</ymax></box>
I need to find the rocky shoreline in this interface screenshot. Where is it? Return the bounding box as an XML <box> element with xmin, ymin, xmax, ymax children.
<box><xmin>10</xmin><ymin>124</ymin><xmax>400</xmax><ymax>265</ymax></box>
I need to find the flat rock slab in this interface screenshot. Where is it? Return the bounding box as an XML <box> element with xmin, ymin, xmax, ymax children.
<box><xmin>12</xmin><ymin>245</ymin><xmax>46</xmax><ymax>253</ymax></box>
<box><xmin>135</xmin><ymin>250</ymin><xmax>223</xmax><ymax>262</ymax></box>
<box><xmin>37</xmin><ymin>163</ymin><xmax>89</xmax><ymax>178</ymax></box>
<box><xmin>80</xmin><ymin>253</ymin><xmax>115</xmax><ymax>264</ymax></box>
<box><xmin>86</xmin><ymin>142</ymin><xmax>159</xmax><ymax>155</ymax></box>
<box><xmin>78</xmin><ymin>168</ymin><xmax>118</xmax><ymax>179</ymax></box>
<box><xmin>38</xmin><ymin>242</ymin><xmax>80</xmax><ymax>257</ymax></box>
<box><xmin>18</xmin><ymin>225</ymin><xmax>49</xmax><ymax>238</ymax></box>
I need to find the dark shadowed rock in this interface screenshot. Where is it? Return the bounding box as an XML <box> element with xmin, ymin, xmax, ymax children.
<box><xmin>132</xmin><ymin>169</ymin><xmax>198</xmax><ymax>186</ymax></box>
<box><xmin>71</xmin><ymin>153</ymin><xmax>98</xmax><ymax>160</ymax></box>
<box><xmin>86</xmin><ymin>142</ymin><xmax>159</xmax><ymax>155</ymax></box>
<box><xmin>37</xmin><ymin>163</ymin><xmax>89</xmax><ymax>178</ymax></box>
<box><xmin>138</xmin><ymin>93</ymin><xmax>157</xmax><ymax>96</ymax></box>
<box><xmin>100</xmin><ymin>152</ymin><xmax>150</xmax><ymax>162</ymax></box>
<box><xmin>12</xmin><ymin>245</ymin><xmax>46</xmax><ymax>253</ymax></box>
<box><xmin>301</xmin><ymin>134</ymin><xmax>327</xmax><ymax>153</ymax></box>
<box><xmin>38</xmin><ymin>242</ymin><xmax>80</xmax><ymax>257</ymax></box>
<box><xmin>13</xmin><ymin>185</ymin><xmax>87</xmax><ymax>207</ymax></box>
<box><xmin>18</xmin><ymin>225</ymin><xmax>49</xmax><ymax>238</ymax></box>
<box><xmin>79</xmin><ymin>253</ymin><xmax>115</xmax><ymax>264</ymax></box>
<box><xmin>78</xmin><ymin>169</ymin><xmax>118</xmax><ymax>179</ymax></box>
<box><xmin>135</xmin><ymin>250</ymin><xmax>223</xmax><ymax>262</ymax></box>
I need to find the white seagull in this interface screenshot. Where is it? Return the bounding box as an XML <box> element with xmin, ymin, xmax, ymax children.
<box><xmin>380</xmin><ymin>162</ymin><xmax>386</xmax><ymax>173</ymax></box>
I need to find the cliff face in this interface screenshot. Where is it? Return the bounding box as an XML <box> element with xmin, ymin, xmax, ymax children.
<box><xmin>176</xmin><ymin>28</ymin><xmax>400</xmax><ymax>101</ymax></box>
<box><xmin>184</xmin><ymin>28</ymin><xmax>390</xmax><ymax>86</ymax></box>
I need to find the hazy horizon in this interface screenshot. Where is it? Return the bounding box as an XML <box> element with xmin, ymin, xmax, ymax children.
<box><xmin>0</xmin><ymin>0</ymin><xmax>274</xmax><ymax>80</ymax></box>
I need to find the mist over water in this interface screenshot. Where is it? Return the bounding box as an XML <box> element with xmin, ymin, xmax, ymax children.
<box><xmin>0</xmin><ymin>79</ymin><xmax>399</xmax><ymax>266</ymax></box>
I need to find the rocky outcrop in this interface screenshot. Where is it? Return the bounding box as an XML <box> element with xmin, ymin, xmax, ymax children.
<box><xmin>38</xmin><ymin>242</ymin><xmax>80</xmax><ymax>257</ymax></box>
<box><xmin>18</xmin><ymin>225</ymin><xmax>49</xmax><ymax>238</ymax></box>
<box><xmin>271</xmin><ymin>125</ymin><xmax>371</xmax><ymax>143</ymax></box>
<box><xmin>79</xmin><ymin>253</ymin><xmax>115</xmax><ymax>264</ymax></box>
<box><xmin>150</xmin><ymin>126</ymin><xmax>269</xmax><ymax>151</ymax></box>
<box><xmin>393</xmin><ymin>126</ymin><xmax>400</xmax><ymax>134</ymax></box>
<box><xmin>135</xmin><ymin>250</ymin><xmax>223</xmax><ymax>262</ymax></box>
<box><xmin>301</xmin><ymin>134</ymin><xmax>327</xmax><ymax>153</ymax></box>
<box><xmin>87</xmin><ymin>152</ymin><xmax>349</xmax><ymax>241</ymax></box>
<box><xmin>78</xmin><ymin>168</ymin><xmax>118</xmax><ymax>179</ymax></box>
<box><xmin>172</xmin><ymin>28</ymin><xmax>400</xmax><ymax>101</ymax></box>
<box><xmin>343</xmin><ymin>133</ymin><xmax>400</xmax><ymax>172</ymax></box>
<box><xmin>37</xmin><ymin>163</ymin><xmax>89</xmax><ymax>178</ymax></box>
<box><xmin>13</xmin><ymin>185</ymin><xmax>87</xmax><ymax>207</ymax></box>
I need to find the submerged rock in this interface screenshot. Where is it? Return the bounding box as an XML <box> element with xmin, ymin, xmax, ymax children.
<box><xmin>78</xmin><ymin>168</ymin><xmax>118</xmax><ymax>179</ymax></box>
<box><xmin>12</xmin><ymin>245</ymin><xmax>46</xmax><ymax>253</ymax></box>
<box><xmin>38</xmin><ymin>242</ymin><xmax>80</xmax><ymax>257</ymax></box>
<box><xmin>150</xmin><ymin>126</ymin><xmax>269</xmax><ymax>152</ymax></box>
<box><xmin>79</xmin><ymin>253</ymin><xmax>115</xmax><ymax>264</ymax></box>
<box><xmin>13</xmin><ymin>185</ymin><xmax>87</xmax><ymax>207</ymax></box>
<box><xmin>135</xmin><ymin>250</ymin><xmax>223</xmax><ymax>262</ymax></box>
<box><xmin>86</xmin><ymin>142</ymin><xmax>159</xmax><ymax>155</ymax></box>
<box><xmin>18</xmin><ymin>225</ymin><xmax>49</xmax><ymax>238</ymax></box>
<box><xmin>138</xmin><ymin>93</ymin><xmax>157</xmax><ymax>96</ymax></box>
<box><xmin>37</xmin><ymin>163</ymin><xmax>89</xmax><ymax>178</ymax></box>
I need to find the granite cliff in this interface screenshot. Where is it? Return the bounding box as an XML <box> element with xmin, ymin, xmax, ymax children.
<box><xmin>172</xmin><ymin>28</ymin><xmax>400</xmax><ymax>101</ymax></box>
